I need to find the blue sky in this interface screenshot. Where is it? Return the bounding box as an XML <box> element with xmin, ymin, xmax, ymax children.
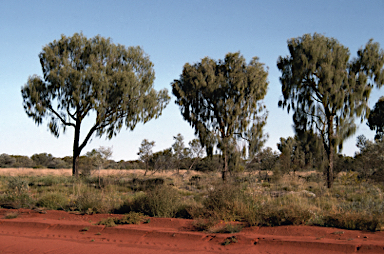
<box><xmin>1</xmin><ymin>0</ymin><xmax>384</xmax><ymax>161</ymax></box>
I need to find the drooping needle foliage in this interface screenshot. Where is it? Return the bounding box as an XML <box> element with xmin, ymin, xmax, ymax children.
<box><xmin>21</xmin><ymin>33</ymin><xmax>170</xmax><ymax>176</ymax></box>
<box><xmin>172</xmin><ymin>52</ymin><xmax>269</xmax><ymax>181</ymax></box>
<box><xmin>277</xmin><ymin>33</ymin><xmax>384</xmax><ymax>188</ymax></box>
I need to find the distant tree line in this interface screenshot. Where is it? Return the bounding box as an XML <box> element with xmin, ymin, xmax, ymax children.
<box><xmin>2</xmin><ymin>131</ymin><xmax>384</xmax><ymax>184</ymax></box>
<box><xmin>0</xmin><ymin>152</ymin><xmax>144</xmax><ymax>171</ymax></box>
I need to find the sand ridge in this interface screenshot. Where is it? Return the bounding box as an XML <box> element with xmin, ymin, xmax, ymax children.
<box><xmin>0</xmin><ymin>208</ymin><xmax>384</xmax><ymax>253</ymax></box>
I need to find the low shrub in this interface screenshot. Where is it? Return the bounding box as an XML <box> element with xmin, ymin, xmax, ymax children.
<box><xmin>129</xmin><ymin>185</ymin><xmax>181</xmax><ymax>217</ymax></box>
<box><xmin>130</xmin><ymin>178</ymin><xmax>165</xmax><ymax>191</ymax></box>
<box><xmin>0</xmin><ymin>192</ymin><xmax>34</xmax><ymax>209</ymax></box>
<box><xmin>203</xmin><ymin>184</ymin><xmax>247</xmax><ymax>221</ymax></box>
<box><xmin>36</xmin><ymin>193</ymin><xmax>68</xmax><ymax>210</ymax></box>
<box><xmin>316</xmin><ymin>213</ymin><xmax>383</xmax><ymax>231</ymax></box>
<box><xmin>213</xmin><ymin>223</ymin><xmax>243</xmax><ymax>233</ymax></box>
<box><xmin>4</xmin><ymin>212</ymin><xmax>19</xmax><ymax>219</ymax></box>
<box><xmin>97</xmin><ymin>212</ymin><xmax>147</xmax><ymax>227</ymax></box>
<box><xmin>7</xmin><ymin>177</ymin><xmax>29</xmax><ymax>194</ymax></box>
<box><xmin>97</xmin><ymin>217</ymin><xmax>117</xmax><ymax>227</ymax></box>
<box><xmin>193</xmin><ymin>217</ymin><xmax>220</xmax><ymax>231</ymax></box>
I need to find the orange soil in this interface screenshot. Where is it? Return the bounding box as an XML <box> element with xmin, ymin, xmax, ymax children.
<box><xmin>0</xmin><ymin>209</ymin><xmax>383</xmax><ymax>253</ymax></box>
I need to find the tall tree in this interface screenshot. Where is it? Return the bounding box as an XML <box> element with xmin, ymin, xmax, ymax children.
<box><xmin>22</xmin><ymin>33</ymin><xmax>170</xmax><ymax>176</ymax></box>
<box><xmin>172</xmin><ymin>133</ymin><xmax>188</xmax><ymax>174</ymax></box>
<box><xmin>187</xmin><ymin>138</ymin><xmax>205</xmax><ymax>171</ymax></box>
<box><xmin>172</xmin><ymin>52</ymin><xmax>268</xmax><ymax>181</ymax></box>
<box><xmin>277</xmin><ymin>33</ymin><xmax>384</xmax><ymax>188</ymax></box>
<box><xmin>367</xmin><ymin>96</ymin><xmax>384</xmax><ymax>141</ymax></box>
<box><xmin>86</xmin><ymin>146</ymin><xmax>113</xmax><ymax>187</ymax></box>
<box><xmin>138</xmin><ymin>139</ymin><xmax>155</xmax><ymax>176</ymax></box>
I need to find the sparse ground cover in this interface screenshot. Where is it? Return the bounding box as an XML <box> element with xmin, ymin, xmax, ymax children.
<box><xmin>0</xmin><ymin>168</ymin><xmax>383</xmax><ymax>232</ymax></box>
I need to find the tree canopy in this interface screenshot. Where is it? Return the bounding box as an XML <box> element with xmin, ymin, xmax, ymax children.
<box><xmin>277</xmin><ymin>33</ymin><xmax>384</xmax><ymax>188</ymax></box>
<box><xmin>138</xmin><ymin>139</ymin><xmax>155</xmax><ymax>176</ymax></box>
<box><xmin>367</xmin><ymin>96</ymin><xmax>384</xmax><ymax>141</ymax></box>
<box><xmin>21</xmin><ymin>33</ymin><xmax>170</xmax><ymax>176</ymax></box>
<box><xmin>172</xmin><ymin>52</ymin><xmax>269</xmax><ymax>181</ymax></box>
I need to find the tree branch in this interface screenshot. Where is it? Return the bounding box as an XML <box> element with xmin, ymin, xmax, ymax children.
<box><xmin>48</xmin><ymin>106</ymin><xmax>76</xmax><ymax>127</ymax></box>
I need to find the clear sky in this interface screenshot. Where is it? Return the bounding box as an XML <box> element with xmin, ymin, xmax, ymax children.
<box><xmin>1</xmin><ymin>0</ymin><xmax>384</xmax><ymax>161</ymax></box>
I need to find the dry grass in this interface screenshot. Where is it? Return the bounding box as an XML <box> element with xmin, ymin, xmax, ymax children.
<box><xmin>0</xmin><ymin>168</ymin><xmax>72</xmax><ymax>176</ymax></box>
<box><xmin>0</xmin><ymin>168</ymin><xmax>209</xmax><ymax>178</ymax></box>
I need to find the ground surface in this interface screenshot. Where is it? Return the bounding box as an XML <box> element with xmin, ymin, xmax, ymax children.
<box><xmin>0</xmin><ymin>208</ymin><xmax>383</xmax><ymax>253</ymax></box>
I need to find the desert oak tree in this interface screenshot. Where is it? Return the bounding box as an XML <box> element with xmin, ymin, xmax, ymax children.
<box><xmin>277</xmin><ymin>33</ymin><xmax>384</xmax><ymax>188</ymax></box>
<box><xmin>172</xmin><ymin>52</ymin><xmax>269</xmax><ymax>181</ymax></box>
<box><xmin>21</xmin><ymin>33</ymin><xmax>170</xmax><ymax>176</ymax></box>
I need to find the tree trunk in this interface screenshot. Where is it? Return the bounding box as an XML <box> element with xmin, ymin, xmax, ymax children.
<box><xmin>144</xmin><ymin>161</ymin><xmax>148</xmax><ymax>176</ymax></box>
<box><xmin>222</xmin><ymin>152</ymin><xmax>228</xmax><ymax>181</ymax></box>
<box><xmin>326</xmin><ymin>116</ymin><xmax>334</xmax><ymax>188</ymax></box>
<box><xmin>72</xmin><ymin>122</ymin><xmax>81</xmax><ymax>177</ymax></box>
<box><xmin>327</xmin><ymin>149</ymin><xmax>334</xmax><ymax>188</ymax></box>
<box><xmin>72</xmin><ymin>151</ymin><xmax>79</xmax><ymax>177</ymax></box>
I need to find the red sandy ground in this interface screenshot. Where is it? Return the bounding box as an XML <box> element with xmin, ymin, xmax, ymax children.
<box><xmin>0</xmin><ymin>208</ymin><xmax>383</xmax><ymax>253</ymax></box>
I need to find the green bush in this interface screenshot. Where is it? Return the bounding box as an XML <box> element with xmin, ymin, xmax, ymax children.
<box><xmin>119</xmin><ymin>211</ymin><xmax>146</xmax><ymax>224</ymax></box>
<box><xmin>7</xmin><ymin>177</ymin><xmax>29</xmax><ymax>194</ymax></box>
<box><xmin>318</xmin><ymin>213</ymin><xmax>383</xmax><ymax>231</ymax></box>
<box><xmin>36</xmin><ymin>193</ymin><xmax>68</xmax><ymax>210</ymax></box>
<box><xmin>73</xmin><ymin>189</ymin><xmax>121</xmax><ymax>214</ymax></box>
<box><xmin>203</xmin><ymin>184</ymin><xmax>247</xmax><ymax>221</ymax></box>
<box><xmin>130</xmin><ymin>185</ymin><xmax>181</xmax><ymax>217</ymax></box>
<box><xmin>256</xmin><ymin>204</ymin><xmax>313</xmax><ymax>226</ymax></box>
<box><xmin>97</xmin><ymin>212</ymin><xmax>147</xmax><ymax>227</ymax></box>
<box><xmin>0</xmin><ymin>192</ymin><xmax>34</xmax><ymax>209</ymax></box>
<box><xmin>98</xmin><ymin>217</ymin><xmax>117</xmax><ymax>227</ymax></box>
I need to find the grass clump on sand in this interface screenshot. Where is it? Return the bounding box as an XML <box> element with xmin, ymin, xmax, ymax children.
<box><xmin>4</xmin><ymin>212</ymin><xmax>19</xmax><ymax>219</ymax></box>
<box><xmin>97</xmin><ymin>212</ymin><xmax>147</xmax><ymax>227</ymax></box>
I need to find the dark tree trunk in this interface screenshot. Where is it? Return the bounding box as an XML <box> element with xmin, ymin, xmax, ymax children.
<box><xmin>326</xmin><ymin>148</ymin><xmax>334</xmax><ymax>188</ymax></box>
<box><xmin>72</xmin><ymin>121</ymin><xmax>81</xmax><ymax>177</ymax></box>
<box><xmin>144</xmin><ymin>162</ymin><xmax>148</xmax><ymax>176</ymax></box>
<box><xmin>326</xmin><ymin>116</ymin><xmax>334</xmax><ymax>188</ymax></box>
<box><xmin>222</xmin><ymin>152</ymin><xmax>228</xmax><ymax>182</ymax></box>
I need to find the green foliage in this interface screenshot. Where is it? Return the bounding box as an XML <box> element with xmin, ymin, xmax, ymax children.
<box><xmin>172</xmin><ymin>133</ymin><xmax>189</xmax><ymax>173</ymax></box>
<box><xmin>0</xmin><ymin>172</ymin><xmax>383</xmax><ymax>232</ymax></box>
<box><xmin>250</xmin><ymin>203</ymin><xmax>313</xmax><ymax>227</ymax></box>
<box><xmin>0</xmin><ymin>154</ymin><xmax>16</xmax><ymax>168</ymax></box>
<box><xmin>130</xmin><ymin>185</ymin><xmax>181</xmax><ymax>217</ymax></box>
<box><xmin>11</xmin><ymin>155</ymin><xmax>35</xmax><ymax>168</ymax></box>
<box><xmin>4</xmin><ymin>212</ymin><xmax>19</xmax><ymax>219</ymax></box>
<box><xmin>7</xmin><ymin>177</ymin><xmax>29</xmax><ymax>194</ymax></box>
<box><xmin>36</xmin><ymin>193</ymin><xmax>68</xmax><ymax>210</ymax></box>
<box><xmin>130</xmin><ymin>177</ymin><xmax>165</xmax><ymax>191</ymax></box>
<box><xmin>192</xmin><ymin>155</ymin><xmax>222</xmax><ymax>172</ymax></box>
<box><xmin>367</xmin><ymin>96</ymin><xmax>384</xmax><ymax>141</ymax></box>
<box><xmin>172</xmin><ymin>52</ymin><xmax>269</xmax><ymax>180</ymax></box>
<box><xmin>97</xmin><ymin>212</ymin><xmax>146</xmax><ymax>227</ymax></box>
<box><xmin>31</xmin><ymin>153</ymin><xmax>54</xmax><ymax>168</ymax></box>
<box><xmin>149</xmin><ymin>148</ymin><xmax>174</xmax><ymax>172</ymax></box>
<box><xmin>277</xmin><ymin>33</ymin><xmax>384</xmax><ymax>188</ymax></box>
<box><xmin>192</xmin><ymin>217</ymin><xmax>219</xmax><ymax>231</ymax></box>
<box><xmin>317</xmin><ymin>213</ymin><xmax>381</xmax><ymax>232</ymax></box>
<box><xmin>203</xmin><ymin>184</ymin><xmax>247</xmax><ymax>221</ymax></box>
<box><xmin>222</xmin><ymin>236</ymin><xmax>238</xmax><ymax>245</ymax></box>
<box><xmin>118</xmin><ymin>211</ymin><xmax>146</xmax><ymax>225</ymax></box>
<box><xmin>138</xmin><ymin>139</ymin><xmax>155</xmax><ymax>176</ymax></box>
<box><xmin>215</xmin><ymin>224</ymin><xmax>243</xmax><ymax>234</ymax></box>
<box><xmin>354</xmin><ymin>137</ymin><xmax>384</xmax><ymax>181</ymax></box>
<box><xmin>72</xmin><ymin>188</ymin><xmax>123</xmax><ymax>214</ymax></box>
<box><xmin>22</xmin><ymin>32</ymin><xmax>170</xmax><ymax>176</ymax></box>
<box><xmin>248</xmin><ymin>147</ymin><xmax>279</xmax><ymax>179</ymax></box>
<box><xmin>97</xmin><ymin>217</ymin><xmax>117</xmax><ymax>227</ymax></box>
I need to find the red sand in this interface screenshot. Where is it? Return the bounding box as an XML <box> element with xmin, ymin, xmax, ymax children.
<box><xmin>0</xmin><ymin>208</ymin><xmax>383</xmax><ymax>253</ymax></box>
